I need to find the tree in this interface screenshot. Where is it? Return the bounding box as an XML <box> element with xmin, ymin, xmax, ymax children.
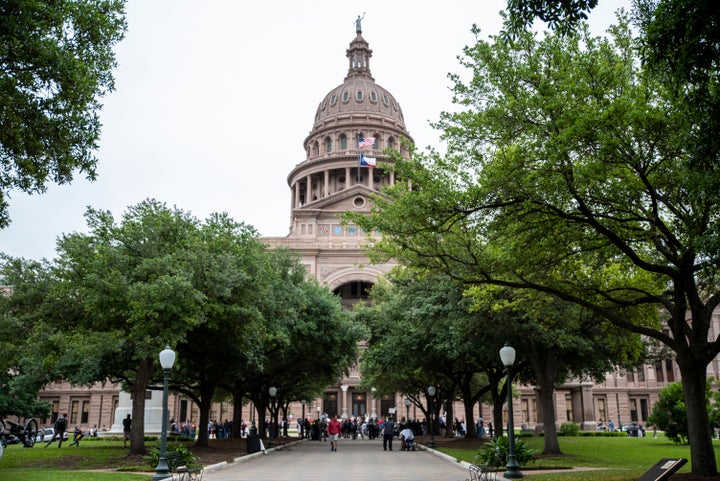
<box><xmin>353</xmin><ymin>15</ymin><xmax>719</xmax><ymax>475</ymax></box>
<box><xmin>0</xmin><ymin>258</ymin><xmax>54</xmax><ymax>418</ymax></box>
<box><xmin>0</xmin><ymin>200</ymin><xmax>212</xmax><ymax>454</ymax></box>
<box><xmin>241</xmin><ymin>251</ymin><xmax>363</xmax><ymax>441</ymax></box>
<box><xmin>157</xmin><ymin>213</ymin><xmax>267</xmax><ymax>447</ymax></box>
<box><xmin>357</xmin><ymin>272</ymin><xmax>515</xmax><ymax>439</ymax></box>
<box><xmin>647</xmin><ymin>382</ymin><xmax>690</xmax><ymax>444</ymax></box>
<box><xmin>0</xmin><ymin>0</ymin><xmax>127</xmax><ymax>228</ymax></box>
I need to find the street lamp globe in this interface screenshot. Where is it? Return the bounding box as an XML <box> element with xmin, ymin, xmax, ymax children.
<box><xmin>500</xmin><ymin>344</ymin><xmax>516</xmax><ymax>367</ymax></box>
<box><xmin>159</xmin><ymin>346</ymin><xmax>176</xmax><ymax>370</ymax></box>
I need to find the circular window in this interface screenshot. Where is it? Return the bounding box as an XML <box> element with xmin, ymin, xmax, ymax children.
<box><xmin>357</xmin><ymin>90</ymin><xmax>363</xmax><ymax>101</ymax></box>
<box><xmin>330</xmin><ymin>94</ymin><xmax>337</xmax><ymax>106</ymax></box>
<box><xmin>321</xmin><ymin>99</ymin><xmax>326</xmax><ymax>110</ymax></box>
<box><xmin>370</xmin><ymin>91</ymin><xmax>377</xmax><ymax>103</ymax></box>
<box><xmin>342</xmin><ymin>92</ymin><xmax>350</xmax><ymax>102</ymax></box>
<box><xmin>353</xmin><ymin>197</ymin><xmax>366</xmax><ymax>208</ymax></box>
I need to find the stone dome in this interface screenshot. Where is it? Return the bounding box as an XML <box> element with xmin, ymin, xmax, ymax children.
<box><xmin>304</xmin><ymin>27</ymin><xmax>412</xmax><ymax>154</ymax></box>
<box><xmin>313</xmin><ymin>76</ymin><xmax>405</xmax><ymax>127</ymax></box>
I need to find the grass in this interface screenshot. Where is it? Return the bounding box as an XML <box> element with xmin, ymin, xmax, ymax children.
<box><xmin>437</xmin><ymin>434</ymin><xmax>720</xmax><ymax>480</ymax></box>
<box><xmin>0</xmin><ymin>437</ymin><xmax>151</xmax><ymax>481</ymax></box>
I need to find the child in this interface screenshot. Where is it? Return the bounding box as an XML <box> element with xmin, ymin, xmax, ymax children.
<box><xmin>69</xmin><ymin>426</ymin><xmax>84</xmax><ymax>447</ymax></box>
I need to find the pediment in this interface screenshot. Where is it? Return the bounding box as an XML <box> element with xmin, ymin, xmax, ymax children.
<box><xmin>293</xmin><ymin>184</ymin><xmax>379</xmax><ymax>215</ymax></box>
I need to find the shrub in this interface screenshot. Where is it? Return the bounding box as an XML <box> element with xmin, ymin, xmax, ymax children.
<box><xmin>559</xmin><ymin>422</ymin><xmax>580</xmax><ymax>436</ymax></box>
<box><xmin>474</xmin><ymin>436</ymin><xmax>538</xmax><ymax>467</ymax></box>
<box><xmin>143</xmin><ymin>444</ymin><xmax>200</xmax><ymax>468</ymax></box>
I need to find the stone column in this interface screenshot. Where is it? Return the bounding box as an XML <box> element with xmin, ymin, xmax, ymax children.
<box><xmin>305</xmin><ymin>174</ymin><xmax>312</xmax><ymax>203</ymax></box>
<box><xmin>341</xmin><ymin>385</ymin><xmax>349</xmax><ymax>419</ymax></box>
<box><xmin>580</xmin><ymin>382</ymin><xmax>596</xmax><ymax>431</ymax></box>
<box><xmin>324</xmin><ymin>170</ymin><xmax>330</xmax><ymax>198</ymax></box>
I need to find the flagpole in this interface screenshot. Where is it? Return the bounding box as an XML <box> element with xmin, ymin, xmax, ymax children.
<box><xmin>357</xmin><ymin>132</ymin><xmax>362</xmax><ymax>185</ymax></box>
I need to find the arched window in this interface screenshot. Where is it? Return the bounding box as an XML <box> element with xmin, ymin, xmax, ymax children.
<box><xmin>387</xmin><ymin>137</ymin><xmax>395</xmax><ymax>150</ymax></box>
<box><xmin>325</xmin><ymin>137</ymin><xmax>332</xmax><ymax>153</ymax></box>
<box><xmin>340</xmin><ymin>134</ymin><xmax>347</xmax><ymax>150</ymax></box>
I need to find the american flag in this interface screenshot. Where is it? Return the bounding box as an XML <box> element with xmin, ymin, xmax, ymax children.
<box><xmin>358</xmin><ymin>137</ymin><xmax>375</xmax><ymax>149</ymax></box>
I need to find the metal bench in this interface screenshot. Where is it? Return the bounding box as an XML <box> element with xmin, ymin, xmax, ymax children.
<box><xmin>164</xmin><ymin>450</ymin><xmax>204</xmax><ymax>481</ymax></box>
<box><xmin>467</xmin><ymin>463</ymin><xmax>497</xmax><ymax>481</ymax></box>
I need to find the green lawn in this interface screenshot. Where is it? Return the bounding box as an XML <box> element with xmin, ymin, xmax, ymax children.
<box><xmin>0</xmin><ymin>438</ymin><xmax>151</xmax><ymax>481</ymax></box>
<box><xmin>438</xmin><ymin>435</ymin><xmax>720</xmax><ymax>480</ymax></box>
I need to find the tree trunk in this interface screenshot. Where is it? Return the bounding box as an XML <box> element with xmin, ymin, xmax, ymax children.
<box><xmin>538</xmin><ymin>385</ymin><xmax>560</xmax><ymax>454</ymax></box>
<box><xmin>231</xmin><ymin>386</ymin><xmax>245</xmax><ymax>438</ymax></box>
<box><xmin>193</xmin><ymin>383</ymin><xmax>215</xmax><ymax>447</ymax></box>
<box><xmin>492</xmin><ymin>391</ymin><xmax>503</xmax><ymax>439</ymax></box>
<box><xmin>445</xmin><ymin>395</ymin><xmax>454</xmax><ymax>437</ymax></box>
<box><xmin>527</xmin><ymin>341</ymin><xmax>562</xmax><ymax>455</ymax></box>
<box><xmin>463</xmin><ymin>396</ymin><xmax>477</xmax><ymax>438</ymax></box>
<box><xmin>130</xmin><ymin>357</ymin><xmax>153</xmax><ymax>455</ymax></box>
<box><xmin>678</xmin><ymin>357</ymin><xmax>717</xmax><ymax>475</ymax></box>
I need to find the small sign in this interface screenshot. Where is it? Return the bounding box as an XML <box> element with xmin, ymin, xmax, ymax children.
<box><xmin>637</xmin><ymin>458</ymin><xmax>687</xmax><ymax>481</ymax></box>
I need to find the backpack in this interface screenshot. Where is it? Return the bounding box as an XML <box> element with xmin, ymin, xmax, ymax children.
<box><xmin>55</xmin><ymin>416</ymin><xmax>67</xmax><ymax>431</ymax></box>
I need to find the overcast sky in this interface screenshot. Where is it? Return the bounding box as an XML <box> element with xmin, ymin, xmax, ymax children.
<box><xmin>0</xmin><ymin>0</ymin><xmax>629</xmax><ymax>261</ymax></box>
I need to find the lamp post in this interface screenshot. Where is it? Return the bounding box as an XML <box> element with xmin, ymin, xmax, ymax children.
<box><xmin>300</xmin><ymin>400</ymin><xmax>306</xmax><ymax>439</ymax></box>
<box><xmin>500</xmin><ymin>344</ymin><xmax>523</xmax><ymax>479</ymax></box>
<box><xmin>268</xmin><ymin>387</ymin><xmax>277</xmax><ymax>448</ymax></box>
<box><xmin>427</xmin><ymin>386</ymin><xmax>436</xmax><ymax>448</ymax></box>
<box><xmin>153</xmin><ymin>346</ymin><xmax>176</xmax><ymax>481</ymax></box>
<box><xmin>404</xmin><ymin>398</ymin><xmax>411</xmax><ymax>426</ymax></box>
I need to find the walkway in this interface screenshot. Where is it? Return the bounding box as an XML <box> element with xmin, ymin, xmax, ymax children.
<box><xmin>200</xmin><ymin>437</ymin><xmax>512</xmax><ymax>481</ymax></box>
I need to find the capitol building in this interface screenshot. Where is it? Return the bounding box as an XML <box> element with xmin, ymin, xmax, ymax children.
<box><xmin>34</xmin><ymin>20</ymin><xmax>720</xmax><ymax>437</ymax></box>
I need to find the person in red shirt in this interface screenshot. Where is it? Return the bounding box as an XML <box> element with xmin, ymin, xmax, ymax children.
<box><xmin>327</xmin><ymin>415</ymin><xmax>342</xmax><ymax>452</ymax></box>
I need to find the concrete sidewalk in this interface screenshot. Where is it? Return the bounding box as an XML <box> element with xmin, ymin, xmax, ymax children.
<box><xmin>200</xmin><ymin>437</ymin><xmax>503</xmax><ymax>481</ymax></box>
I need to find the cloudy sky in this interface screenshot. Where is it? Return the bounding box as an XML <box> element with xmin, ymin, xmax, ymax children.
<box><xmin>0</xmin><ymin>0</ymin><xmax>629</xmax><ymax>261</ymax></box>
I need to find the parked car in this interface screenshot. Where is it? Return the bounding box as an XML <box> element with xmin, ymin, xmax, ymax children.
<box><xmin>621</xmin><ymin>423</ymin><xmax>644</xmax><ymax>437</ymax></box>
<box><xmin>35</xmin><ymin>427</ymin><xmax>68</xmax><ymax>443</ymax></box>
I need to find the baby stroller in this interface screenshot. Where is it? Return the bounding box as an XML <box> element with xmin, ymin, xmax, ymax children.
<box><xmin>400</xmin><ymin>428</ymin><xmax>416</xmax><ymax>451</ymax></box>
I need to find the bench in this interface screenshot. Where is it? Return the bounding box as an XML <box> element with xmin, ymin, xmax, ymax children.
<box><xmin>467</xmin><ymin>463</ymin><xmax>497</xmax><ymax>481</ymax></box>
<box><xmin>164</xmin><ymin>450</ymin><xmax>204</xmax><ymax>481</ymax></box>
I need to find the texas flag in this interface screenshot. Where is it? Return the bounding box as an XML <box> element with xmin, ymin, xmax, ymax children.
<box><xmin>360</xmin><ymin>153</ymin><xmax>377</xmax><ymax>168</ymax></box>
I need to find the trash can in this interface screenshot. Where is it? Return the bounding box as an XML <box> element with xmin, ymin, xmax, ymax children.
<box><xmin>247</xmin><ymin>434</ymin><xmax>261</xmax><ymax>454</ymax></box>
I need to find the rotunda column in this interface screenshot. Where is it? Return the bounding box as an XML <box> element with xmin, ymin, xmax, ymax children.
<box><xmin>341</xmin><ymin>385</ymin><xmax>349</xmax><ymax>419</ymax></box>
<box><xmin>305</xmin><ymin>174</ymin><xmax>312</xmax><ymax>203</ymax></box>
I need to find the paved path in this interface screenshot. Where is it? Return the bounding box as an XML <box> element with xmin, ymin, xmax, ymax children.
<box><xmin>200</xmin><ymin>437</ymin><xmax>501</xmax><ymax>481</ymax></box>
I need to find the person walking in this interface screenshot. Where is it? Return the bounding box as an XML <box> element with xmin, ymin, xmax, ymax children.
<box><xmin>327</xmin><ymin>415</ymin><xmax>341</xmax><ymax>452</ymax></box>
<box><xmin>69</xmin><ymin>426</ymin><xmax>84</xmax><ymax>447</ymax></box>
<box><xmin>382</xmin><ymin>417</ymin><xmax>395</xmax><ymax>451</ymax></box>
<box><xmin>122</xmin><ymin>414</ymin><xmax>132</xmax><ymax>448</ymax></box>
<box><xmin>45</xmin><ymin>413</ymin><xmax>67</xmax><ymax>448</ymax></box>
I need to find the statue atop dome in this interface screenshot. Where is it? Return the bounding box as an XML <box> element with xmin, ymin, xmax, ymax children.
<box><xmin>355</xmin><ymin>13</ymin><xmax>364</xmax><ymax>33</ymax></box>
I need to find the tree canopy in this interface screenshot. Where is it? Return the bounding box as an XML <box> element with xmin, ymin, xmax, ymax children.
<box><xmin>352</xmin><ymin>11</ymin><xmax>719</xmax><ymax>475</ymax></box>
<box><xmin>0</xmin><ymin>0</ymin><xmax>127</xmax><ymax>228</ymax></box>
